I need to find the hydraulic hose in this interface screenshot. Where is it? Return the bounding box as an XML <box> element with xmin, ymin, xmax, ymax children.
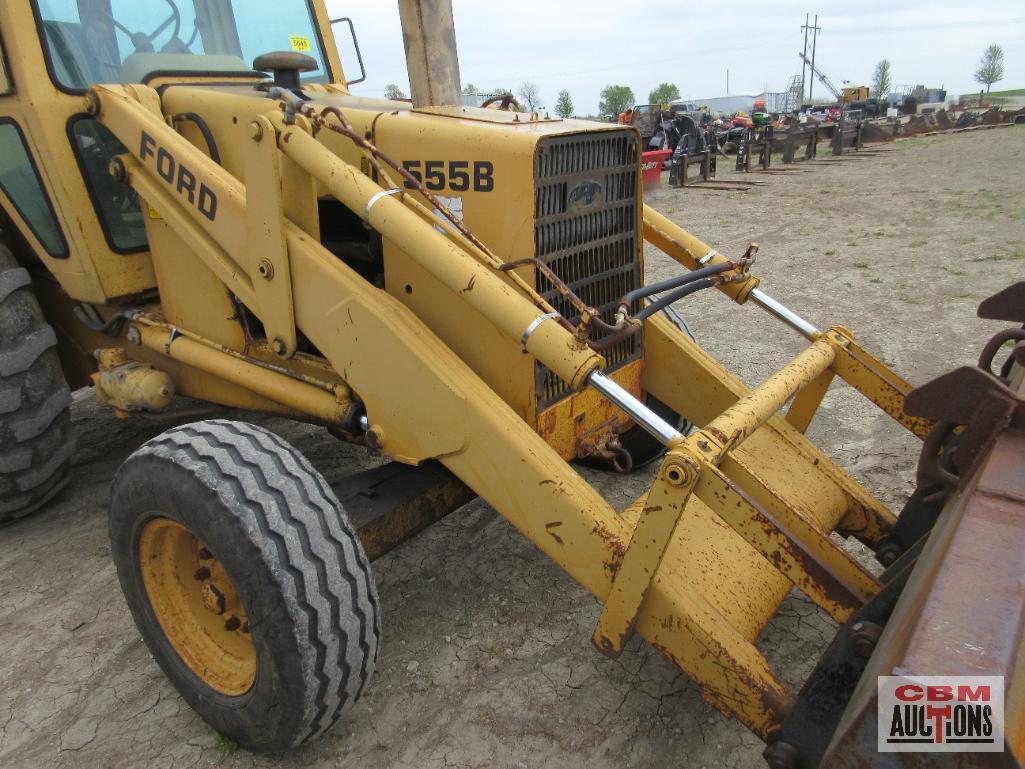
<box><xmin>634</xmin><ymin>278</ymin><xmax>715</xmax><ymax>322</ymax></box>
<box><xmin>619</xmin><ymin>262</ymin><xmax>733</xmax><ymax>310</ymax></box>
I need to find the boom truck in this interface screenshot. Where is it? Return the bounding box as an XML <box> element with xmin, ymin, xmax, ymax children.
<box><xmin>0</xmin><ymin>1</ymin><xmax>1022</xmax><ymax>766</ymax></box>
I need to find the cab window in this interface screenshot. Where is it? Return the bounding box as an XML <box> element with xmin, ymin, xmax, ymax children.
<box><xmin>34</xmin><ymin>0</ymin><xmax>330</xmax><ymax>92</ymax></box>
<box><xmin>0</xmin><ymin>120</ymin><xmax>68</xmax><ymax>257</ymax></box>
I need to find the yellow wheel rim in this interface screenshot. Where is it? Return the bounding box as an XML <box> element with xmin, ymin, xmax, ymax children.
<box><xmin>139</xmin><ymin>518</ymin><xmax>257</xmax><ymax>696</ymax></box>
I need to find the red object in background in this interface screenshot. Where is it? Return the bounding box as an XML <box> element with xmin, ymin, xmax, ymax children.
<box><xmin>641</xmin><ymin>149</ymin><xmax>672</xmax><ymax>186</ymax></box>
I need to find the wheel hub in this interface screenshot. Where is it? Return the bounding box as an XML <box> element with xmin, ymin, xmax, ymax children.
<box><xmin>139</xmin><ymin>518</ymin><xmax>256</xmax><ymax>696</ymax></box>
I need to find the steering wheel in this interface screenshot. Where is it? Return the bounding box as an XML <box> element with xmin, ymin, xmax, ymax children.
<box><xmin>482</xmin><ymin>93</ymin><xmax>525</xmax><ymax>112</ymax></box>
<box><xmin>102</xmin><ymin>0</ymin><xmax>181</xmax><ymax>54</ymax></box>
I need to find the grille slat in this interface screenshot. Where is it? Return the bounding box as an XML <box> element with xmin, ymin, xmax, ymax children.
<box><xmin>533</xmin><ymin>131</ymin><xmax>642</xmax><ymax>409</ymax></box>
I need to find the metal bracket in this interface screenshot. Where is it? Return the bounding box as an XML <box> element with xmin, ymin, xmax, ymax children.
<box><xmin>520</xmin><ymin>311</ymin><xmax>561</xmax><ymax>350</ymax></box>
<box><xmin>905</xmin><ymin>364</ymin><xmax>1025</xmax><ymax>490</ymax></box>
<box><xmin>364</xmin><ymin>188</ymin><xmax>402</xmax><ymax>225</ymax></box>
<box><xmin>593</xmin><ymin>451</ymin><xmax>700</xmax><ymax>657</ymax></box>
<box><xmin>245</xmin><ymin>115</ymin><xmax>297</xmax><ymax>358</ymax></box>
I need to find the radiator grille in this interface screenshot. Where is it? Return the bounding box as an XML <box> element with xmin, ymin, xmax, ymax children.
<box><xmin>534</xmin><ymin>131</ymin><xmax>642</xmax><ymax>408</ymax></box>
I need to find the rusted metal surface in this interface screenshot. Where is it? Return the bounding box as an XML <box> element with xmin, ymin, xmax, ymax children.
<box><xmin>696</xmin><ymin>466</ymin><xmax>880</xmax><ymax>624</ymax></box>
<box><xmin>334</xmin><ymin>461</ymin><xmax>476</xmax><ymax>561</ymax></box>
<box><xmin>593</xmin><ymin>451</ymin><xmax>700</xmax><ymax>657</ymax></box>
<box><xmin>535</xmin><ymin>358</ymin><xmax>640</xmax><ymax>461</ymax></box>
<box><xmin>905</xmin><ymin>365</ymin><xmax>1025</xmax><ymax>491</ymax></box>
<box><xmin>821</xmin><ymin>366</ymin><xmax>1025</xmax><ymax>768</ymax></box>
<box><xmin>827</xmin><ymin>329</ymin><xmax>936</xmax><ymax>440</ymax></box>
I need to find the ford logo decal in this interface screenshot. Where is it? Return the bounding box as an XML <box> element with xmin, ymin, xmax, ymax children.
<box><xmin>567</xmin><ymin>180</ymin><xmax>604</xmax><ymax>212</ymax></box>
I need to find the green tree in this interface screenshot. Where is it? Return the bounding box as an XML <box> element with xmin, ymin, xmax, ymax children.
<box><xmin>648</xmin><ymin>82</ymin><xmax>680</xmax><ymax>105</ymax></box>
<box><xmin>871</xmin><ymin>59</ymin><xmax>892</xmax><ymax>98</ymax></box>
<box><xmin>517</xmin><ymin>81</ymin><xmax>542</xmax><ymax>110</ymax></box>
<box><xmin>599</xmin><ymin>85</ymin><xmax>635</xmax><ymax>117</ymax></box>
<box><xmin>555</xmin><ymin>90</ymin><xmax>574</xmax><ymax>118</ymax></box>
<box><xmin>383</xmin><ymin>83</ymin><xmax>407</xmax><ymax>100</ymax></box>
<box><xmin>462</xmin><ymin>83</ymin><xmax>479</xmax><ymax>96</ymax></box>
<box><xmin>974</xmin><ymin>43</ymin><xmax>1005</xmax><ymax>93</ymax></box>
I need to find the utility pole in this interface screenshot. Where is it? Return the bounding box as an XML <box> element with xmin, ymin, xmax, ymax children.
<box><xmin>809</xmin><ymin>14</ymin><xmax>821</xmax><ymax>101</ymax></box>
<box><xmin>800</xmin><ymin>13</ymin><xmax>809</xmax><ymax>98</ymax></box>
<box><xmin>800</xmin><ymin>13</ymin><xmax>821</xmax><ymax>102</ymax></box>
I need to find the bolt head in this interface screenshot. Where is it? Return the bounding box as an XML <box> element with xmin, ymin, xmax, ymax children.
<box><xmin>270</xmin><ymin>338</ymin><xmax>287</xmax><ymax>357</ymax></box>
<box><xmin>107</xmin><ymin>157</ymin><xmax>127</xmax><ymax>182</ymax></box>
<box><xmin>257</xmin><ymin>259</ymin><xmax>274</xmax><ymax>280</ymax></box>
<box><xmin>250</xmin><ymin>121</ymin><xmax>264</xmax><ymax>141</ymax></box>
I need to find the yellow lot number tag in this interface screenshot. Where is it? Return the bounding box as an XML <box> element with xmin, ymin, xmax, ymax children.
<box><xmin>289</xmin><ymin>36</ymin><xmax>312</xmax><ymax>53</ymax></box>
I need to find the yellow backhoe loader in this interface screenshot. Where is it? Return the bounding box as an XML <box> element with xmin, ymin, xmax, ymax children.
<box><xmin>0</xmin><ymin>1</ymin><xmax>1022</xmax><ymax>766</ymax></box>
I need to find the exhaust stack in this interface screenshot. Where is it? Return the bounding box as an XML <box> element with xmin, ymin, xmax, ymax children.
<box><xmin>397</xmin><ymin>0</ymin><xmax>462</xmax><ymax>107</ymax></box>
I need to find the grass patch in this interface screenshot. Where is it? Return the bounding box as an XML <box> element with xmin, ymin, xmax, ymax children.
<box><xmin>854</xmin><ymin>260</ymin><xmax>870</xmax><ymax>269</ymax></box>
<box><xmin>1011</xmin><ymin>249</ymin><xmax>1025</xmax><ymax>260</ymax></box>
<box><xmin>956</xmin><ymin>291</ymin><xmax>977</xmax><ymax>299</ymax></box>
<box><xmin>94</xmin><ymin>545</ymin><xmax>110</xmax><ymax>558</ymax></box>
<box><xmin>909</xmin><ymin>240</ymin><xmax>927</xmax><ymax>248</ymax></box>
<box><xmin>869</xmin><ymin>277</ymin><xmax>883</xmax><ymax>284</ymax></box>
<box><xmin>897</xmin><ymin>291</ymin><xmax>916</xmax><ymax>303</ymax></box>
<box><xmin>214</xmin><ymin>732</ymin><xmax>238</xmax><ymax>763</ymax></box>
<box><xmin>824</xmin><ymin>249</ymin><xmax>836</xmax><ymax>256</ymax></box>
<box><xmin>942</xmin><ymin>266</ymin><xmax>967</xmax><ymax>276</ymax></box>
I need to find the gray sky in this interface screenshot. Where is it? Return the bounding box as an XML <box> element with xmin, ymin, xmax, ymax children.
<box><xmin>325</xmin><ymin>1</ymin><xmax>1023</xmax><ymax>113</ymax></box>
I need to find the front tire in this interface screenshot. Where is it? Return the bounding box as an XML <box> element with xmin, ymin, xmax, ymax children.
<box><xmin>109</xmin><ymin>419</ymin><xmax>380</xmax><ymax>752</ymax></box>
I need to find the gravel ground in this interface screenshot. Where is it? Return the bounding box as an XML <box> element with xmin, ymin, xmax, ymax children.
<box><xmin>1</xmin><ymin>125</ymin><xmax>1023</xmax><ymax>769</ymax></box>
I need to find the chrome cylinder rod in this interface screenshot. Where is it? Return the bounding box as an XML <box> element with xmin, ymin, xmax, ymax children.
<box><xmin>588</xmin><ymin>371</ymin><xmax>684</xmax><ymax>446</ymax></box>
<box><xmin>749</xmin><ymin>288</ymin><xmax>819</xmax><ymax>339</ymax></box>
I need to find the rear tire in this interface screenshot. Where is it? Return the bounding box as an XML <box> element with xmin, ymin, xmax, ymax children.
<box><xmin>109</xmin><ymin>419</ymin><xmax>380</xmax><ymax>752</ymax></box>
<box><xmin>0</xmin><ymin>244</ymin><xmax>73</xmax><ymax>524</ymax></box>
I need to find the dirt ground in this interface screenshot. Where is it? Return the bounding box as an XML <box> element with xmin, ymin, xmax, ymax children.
<box><xmin>1</xmin><ymin>125</ymin><xmax>1023</xmax><ymax>769</ymax></box>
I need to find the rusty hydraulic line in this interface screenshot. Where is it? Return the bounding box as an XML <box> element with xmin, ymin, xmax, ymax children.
<box><xmin>312</xmin><ymin>106</ymin><xmax>497</xmax><ymax>260</ymax></box>
<box><xmin>305</xmin><ymin>105</ymin><xmax>573</xmax><ymax>330</ymax></box>
<box><xmin>278</xmin><ymin>124</ymin><xmax>604</xmax><ymax>390</ymax></box>
<box><xmin>497</xmin><ymin>258</ymin><xmax>596</xmax><ymax>329</ymax></box>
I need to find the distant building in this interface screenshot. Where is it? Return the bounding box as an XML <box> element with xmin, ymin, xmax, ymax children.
<box><xmin>670</xmin><ymin>95</ymin><xmax>756</xmax><ymax>115</ymax></box>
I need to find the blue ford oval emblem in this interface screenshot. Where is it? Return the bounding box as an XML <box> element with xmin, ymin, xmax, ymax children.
<box><xmin>567</xmin><ymin>180</ymin><xmax>604</xmax><ymax>212</ymax></box>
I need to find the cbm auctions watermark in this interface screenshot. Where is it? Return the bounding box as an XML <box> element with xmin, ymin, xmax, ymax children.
<box><xmin>878</xmin><ymin>676</ymin><xmax>1004</xmax><ymax>752</ymax></box>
